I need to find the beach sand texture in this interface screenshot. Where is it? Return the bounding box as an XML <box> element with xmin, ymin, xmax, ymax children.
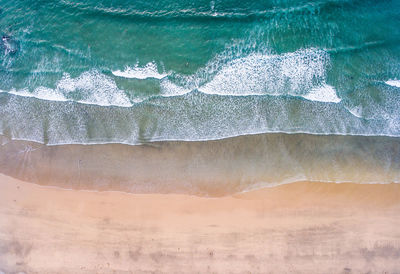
<box><xmin>1</xmin><ymin>174</ymin><xmax>400</xmax><ymax>273</ymax></box>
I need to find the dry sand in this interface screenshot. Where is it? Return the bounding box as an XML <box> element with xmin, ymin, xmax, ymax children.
<box><xmin>1</xmin><ymin>173</ymin><xmax>400</xmax><ymax>273</ymax></box>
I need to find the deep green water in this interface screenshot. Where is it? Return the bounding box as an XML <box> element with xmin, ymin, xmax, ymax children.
<box><xmin>1</xmin><ymin>0</ymin><xmax>400</xmax><ymax>144</ymax></box>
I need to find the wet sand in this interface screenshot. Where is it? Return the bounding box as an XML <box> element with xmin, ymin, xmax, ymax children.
<box><xmin>1</xmin><ymin>174</ymin><xmax>400</xmax><ymax>273</ymax></box>
<box><xmin>1</xmin><ymin>133</ymin><xmax>399</xmax><ymax>196</ymax></box>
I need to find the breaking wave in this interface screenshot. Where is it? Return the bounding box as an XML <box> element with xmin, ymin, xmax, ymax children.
<box><xmin>2</xmin><ymin>47</ymin><xmax>341</xmax><ymax>106</ymax></box>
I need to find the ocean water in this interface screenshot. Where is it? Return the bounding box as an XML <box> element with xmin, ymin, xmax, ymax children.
<box><xmin>0</xmin><ymin>0</ymin><xmax>399</xmax><ymax>194</ymax></box>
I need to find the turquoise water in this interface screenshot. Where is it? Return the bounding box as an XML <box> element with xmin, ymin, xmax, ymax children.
<box><xmin>0</xmin><ymin>0</ymin><xmax>400</xmax><ymax>144</ymax></box>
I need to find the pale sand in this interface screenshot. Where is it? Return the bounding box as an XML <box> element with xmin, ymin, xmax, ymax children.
<box><xmin>1</xmin><ymin>174</ymin><xmax>400</xmax><ymax>273</ymax></box>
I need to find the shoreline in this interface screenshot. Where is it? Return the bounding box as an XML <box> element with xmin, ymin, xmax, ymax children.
<box><xmin>1</xmin><ymin>133</ymin><xmax>399</xmax><ymax>196</ymax></box>
<box><xmin>1</xmin><ymin>174</ymin><xmax>400</xmax><ymax>273</ymax></box>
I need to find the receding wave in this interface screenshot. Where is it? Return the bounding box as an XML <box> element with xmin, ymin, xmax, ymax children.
<box><xmin>0</xmin><ymin>87</ymin><xmax>399</xmax><ymax>146</ymax></box>
<box><xmin>1</xmin><ymin>133</ymin><xmax>399</xmax><ymax>196</ymax></box>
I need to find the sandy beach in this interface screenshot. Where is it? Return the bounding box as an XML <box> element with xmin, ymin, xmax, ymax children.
<box><xmin>2</xmin><ymin>0</ymin><xmax>400</xmax><ymax>273</ymax></box>
<box><xmin>1</xmin><ymin>173</ymin><xmax>400</xmax><ymax>273</ymax></box>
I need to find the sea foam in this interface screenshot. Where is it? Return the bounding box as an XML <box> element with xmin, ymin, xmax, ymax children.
<box><xmin>8</xmin><ymin>87</ymin><xmax>67</xmax><ymax>102</ymax></box>
<box><xmin>57</xmin><ymin>71</ymin><xmax>132</xmax><ymax>107</ymax></box>
<box><xmin>4</xmin><ymin>47</ymin><xmax>341</xmax><ymax>106</ymax></box>
<box><xmin>112</xmin><ymin>62</ymin><xmax>168</xmax><ymax>80</ymax></box>
<box><xmin>385</xmin><ymin>80</ymin><xmax>400</xmax><ymax>88</ymax></box>
<box><xmin>302</xmin><ymin>84</ymin><xmax>341</xmax><ymax>103</ymax></box>
<box><xmin>170</xmin><ymin>48</ymin><xmax>341</xmax><ymax>103</ymax></box>
<box><xmin>5</xmin><ymin>71</ymin><xmax>133</xmax><ymax>107</ymax></box>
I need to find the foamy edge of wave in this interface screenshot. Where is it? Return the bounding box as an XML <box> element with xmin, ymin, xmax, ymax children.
<box><xmin>193</xmin><ymin>48</ymin><xmax>341</xmax><ymax>103</ymax></box>
<box><xmin>112</xmin><ymin>62</ymin><xmax>168</xmax><ymax>80</ymax></box>
<box><xmin>2</xmin><ymin>89</ymin><xmax>134</xmax><ymax>107</ymax></box>
<box><xmin>302</xmin><ymin>84</ymin><xmax>341</xmax><ymax>103</ymax></box>
<box><xmin>2</xmin><ymin>47</ymin><xmax>343</xmax><ymax>105</ymax></box>
<box><xmin>8</xmin><ymin>88</ymin><xmax>68</xmax><ymax>102</ymax></box>
<box><xmin>1</xmin><ymin>84</ymin><xmax>342</xmax><ymax>107</ymax></box>
<box><xmin>240</xmin><ymin>178</ymin><xmax>399</xmax><ymax>195</ymax></box>
<box><xmin>3</xmin><ymin>129</ymin><xmax>400</xmax><ymax>148</ymax></box>
<box><xmin>1</xmin><ymin>71</ymin><xmax>134</xmax><ymax>107</ymax></box>
<box><xmin>385</xmin><ymin>79</ymin><xmax>400</xmax><ymax>88</ymax></box>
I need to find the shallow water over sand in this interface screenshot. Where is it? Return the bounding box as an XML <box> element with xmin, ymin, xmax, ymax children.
<box><xmin>1</xmin><ymin>133</ymin><xmax>399</xmax><ymax>196</ymax></box>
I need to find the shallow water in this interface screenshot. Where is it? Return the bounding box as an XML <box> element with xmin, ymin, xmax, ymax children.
<box><xmin>1</xmin><ymin>133</ymin><xmax>399</xmax><ymax>196</ymax></box>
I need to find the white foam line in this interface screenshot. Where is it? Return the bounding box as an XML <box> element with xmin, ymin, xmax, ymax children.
<box><xmin>193</xmin><ymin>49</ymin><xmax>342</xmax><ymax>103</ymax></box>
<box><xmin>3</xmin><ymin>70</ymin><xmax>134</xmax><ymax>107</ymax></box>
<box><xmin>112</xmin><ymin>62</ymin><xmax>168</xmax><ymax>80</ymax></box>
<box><xmin>4</xmin><ymin>129</ymin><xmax>400</xmax><ymax>148</ymax></box>
<box><xmin>346</xmin><ymin>106</ymin><xmax>363</xmax><ymax>119</ymax></box>
<box><xmin>8</xmin><ymin>88</ymin><xmax>68</xmax><ymax>102</ymax></box>
<box><xmin>240</xmin><ymin>178</ymin><xmax>398</xmax><ymax>195</ymax></box>
<box><xmin>302</xmin><ymin>84</ymin><xmax>341</xmax><ymax>103</ymax></box>
<box><xmin>385</xmin><ymin>79</ymin><xmax>400</xmax><ymax>88</ymax></box>
<box><xmin>4</xmin><ymin>90</ymin><xmax>134</xmax><ymax>107</ymax></box>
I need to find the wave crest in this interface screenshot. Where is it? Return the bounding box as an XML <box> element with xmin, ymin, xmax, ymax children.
<box><xmin>4</xmin><ymin>71</ymin><xmax>133</xmax><ymax>107</ymax></box>
<box><xmin>112</xmin><ymin>62</ymin><xmax>168</xmax><ymax>80</ymax></box>
<box><xmin>162</xmin><ymin>48</ymin><xmax>341</xmax><ymax>103</ymax></box>
<box><xmin>385</xmin><ymin>79</ymin><xmax>400</xmax><ymax>88</ymax></box>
